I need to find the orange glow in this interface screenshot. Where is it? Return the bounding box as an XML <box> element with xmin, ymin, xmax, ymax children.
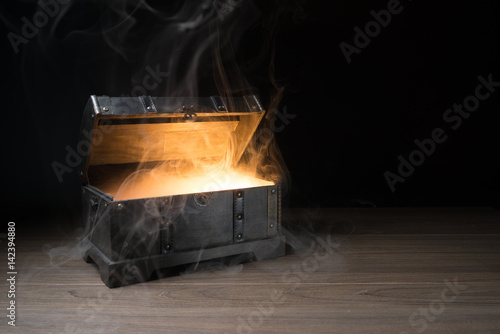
<box><xmin>113</xmin><ymin>168</ymin><xmax>273</xmax><ymax>200</ymax></box>
<box><xmin>87</xmin><ymin>107</ymin><xmax>285</xmax><ymax>201</ymax></box>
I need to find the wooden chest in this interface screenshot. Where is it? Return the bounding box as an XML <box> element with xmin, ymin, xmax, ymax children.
<box><xmin>79</xmin><ymin>95</ymin><xmax>285</xmax><ymax>287</ymax></box>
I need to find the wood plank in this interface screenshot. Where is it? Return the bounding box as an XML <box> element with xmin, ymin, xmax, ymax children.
<box><xmin>12</xmin><ymin>234</ymin><xmax>500</xmax><ymax>286</ymax></box>
<box><xmin>89</xmin><ymin>121</ymin><xmax>238</xmax><ymax>165</ymax></box>
<box><xmin>12</xmin><ymin>283</ymin><xmax>500</xmax><ymax>333</ymax></box>
<box><xmin>3</xmin><ymin>207</ymin><xmax>500</xmax><ymax>333</ymax></box>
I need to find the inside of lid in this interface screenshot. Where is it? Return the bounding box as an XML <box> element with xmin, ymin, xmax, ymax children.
<box><xmin>87</xmin><ymin>112</ymin><xmax>274</xmax><ymax>200</ymax></box>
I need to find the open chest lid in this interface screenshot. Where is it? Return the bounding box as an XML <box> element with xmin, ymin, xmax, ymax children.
<box><xmin>78</xmin><ymin>95</ymin><xmax>266</xmax><ymax>186</ymax></box>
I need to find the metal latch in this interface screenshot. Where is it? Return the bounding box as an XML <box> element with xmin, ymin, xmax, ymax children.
<box><xmin>182</xmin><ymin>105</ymin><xmax>198</xmax><ymax>121</ymax></box>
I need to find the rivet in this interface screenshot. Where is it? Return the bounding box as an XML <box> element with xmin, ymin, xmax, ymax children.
<box><xmin>146</xmin><ymin>106</ymin><xmax>152</xmax><ymax>110</ymax></box>
<box><xmin>237</xmin><ymin>214</ymin><xmax>243</xmax><ymax>220</ymax></box>
<box><xmin>271</xmin><ymin>188</ymin><xmax>276</xmax><ymax>194</ymax></box>
<box><xmin>270</xmin><ymin>224</ymin><xmax>274</xmax><ymax>228</ymax></box>
<box><xmin>164</xmin><ymin>244</ymin><xmax>171</xmax><ymax>250</ymax></box>
<box><xmin>117</xmin><ymin>203</ymin><xmax>124</xmax><ymax>210</ymax></box>
<box><xmin>102</xmin><ymin>106</ymin><xmax>109</xmax><ymax>112</ymax></box>
<box><xmin>123</xmin><ymin>242</ymin><xmax>128</xmax><ymax>248</ymax></box>
<box><xmin>237</xmin><ymin>234</ymin><xmax>242</xmax><ymax>240</ymax></box>
<box><xmin>237</xmin><ymin>192</ymin><xmax>243</xmax><ymax>198</ymax></box>
<box><xmin>104</xmin><ymin>202</ymin><xmax>108</xmax><ymax>207</ymax></box>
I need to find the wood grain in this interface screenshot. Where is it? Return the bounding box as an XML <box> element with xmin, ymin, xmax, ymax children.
<box><xmin>3</xmin><ymin>207</ymin><xmax>500</xmax><ymax>333</ymax></box>
<box><xmin>89</xmin><ymin>121</ymin><xmax>239</xmax><ymax>166</ymax></box>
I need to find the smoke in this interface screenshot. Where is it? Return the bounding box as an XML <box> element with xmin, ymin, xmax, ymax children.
<box><xmin>2</xmin><ymin>0</ymin><xmax>314</xmax><ymax>289</ymax></box>
<box><xmin>68</xmin><ymin>0</ymin><xmax>264</xmax><ymax>98</ymax></box>
<box><xmin>79</xmin><ymin>0</ymin><xmax>301</xmax><ymax>286</ymax></box>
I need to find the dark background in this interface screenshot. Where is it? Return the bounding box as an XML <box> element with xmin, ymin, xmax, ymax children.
<box><xmin>2</xmin><ymin>0</ymin><xmax>500</xmax><ymax>226</ymax></box>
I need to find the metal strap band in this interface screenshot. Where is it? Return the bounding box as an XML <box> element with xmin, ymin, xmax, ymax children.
<box><xmin>210</xmin><ymin>96</ymin><xmax>228</xmax><ymax>112</ymax></box>
<box><xmin>160</xmin><ymin>221</ymin><xmax>174</xmax><ymax>254</ymax></box>
<box><xmin>267</xmin><ymin>186</ymin><xmax>278</xmax><ymax>236</ymax></box>
<box><xmin>233</xmin><ymin>190</ymin><xmax>245</xmax><ymax>242</ymax></box>
<box><xmin>139</xmin><ymin>96</ymin><xmax>157</xmax><ymax>113</ymax></box>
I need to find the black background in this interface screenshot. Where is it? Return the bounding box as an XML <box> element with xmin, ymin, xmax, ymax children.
<box><xmin>2</xmin><ymin>0</ymin><xmax>500</xmax><ymax>226</ymax></box>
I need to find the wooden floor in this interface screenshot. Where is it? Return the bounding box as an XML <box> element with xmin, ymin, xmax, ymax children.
<box><xmin>2</xmin><ymin>207</ymin><xmax>500</xmax><ymax>333</ymax></box>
